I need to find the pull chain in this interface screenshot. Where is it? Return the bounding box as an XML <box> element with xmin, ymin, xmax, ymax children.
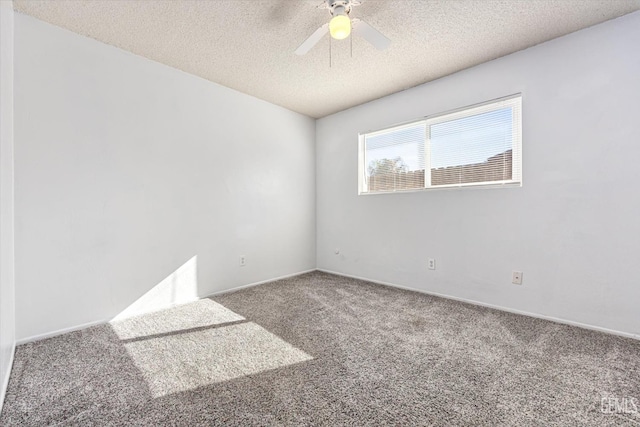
<box><xmin>329</xmin><ymin>35</ymin><xmax>332</xmax><ymax>68</ymax></box>
<box><xmin>350</xmin><ymin>27</ymin><xmax>353</xmax><ymax>58</ymax></box>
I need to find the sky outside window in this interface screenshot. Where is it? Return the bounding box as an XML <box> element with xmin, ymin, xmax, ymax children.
<box><xmin>365</xmin><ymin>123</ymin><xmax>425</xmax><ymax>173</ymax></box>
<box><xmin>430</xmin><ymin>107</ymin><xmax>513</xmax><ymax>169</ymax></box>
<box><xmin>364</xmin><ymin>107</ymin><xmax>513</xmax><ymax>173</ymax></box>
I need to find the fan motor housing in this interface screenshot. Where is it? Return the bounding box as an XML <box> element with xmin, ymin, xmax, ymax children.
<box><xmin>327</xmin><ymin>0</ymin><xmax>354</xmax><ymax>16</ymax></box>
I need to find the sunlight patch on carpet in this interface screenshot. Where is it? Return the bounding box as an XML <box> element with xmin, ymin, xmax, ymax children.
<box><xmin>110</xmin><ymin>298</ymin><xmax>245</xmax><ymax>340</ymax></box>
<box><xmin>123</xmin><ymin>322</ymin><xmax>313</xmax><ymax>397</ymax></box>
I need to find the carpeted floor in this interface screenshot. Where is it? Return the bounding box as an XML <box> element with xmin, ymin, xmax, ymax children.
<box><xmin>1</xmin><ymin>271</ymin><xmax>639</xmax><ymax>426</ymax></box>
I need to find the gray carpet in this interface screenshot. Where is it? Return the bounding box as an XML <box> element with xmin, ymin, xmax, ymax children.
<box><xmin>1</xmin><ymin>271</ymin><xmax>639</xmax><ymax>426</ymax></box>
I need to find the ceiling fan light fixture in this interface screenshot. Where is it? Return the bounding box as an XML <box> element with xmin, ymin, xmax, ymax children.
<box><xmin>329</xmin><ymin>13</ymin><xmax>351</xmax><ymax>40</ymax></box>
<box><xmin>295</xmin><ymin>0</ymin><xmax>390</xmax><ymax>56</ymax></box>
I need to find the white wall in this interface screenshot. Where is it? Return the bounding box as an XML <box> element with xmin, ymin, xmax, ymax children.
<box><xmin>14</xmin><ymin>14</ymin><xmax>316</xmax><ymax>341</ymax></box>
<box><xmin>316</xmin><ymin>12</ymin><xmax>640</xmax><ymax>337</ymax></box>
<box><xmin>0</xmin><ymin>0</ymin><xmax>16</xmax><ymax>412</ymax></box>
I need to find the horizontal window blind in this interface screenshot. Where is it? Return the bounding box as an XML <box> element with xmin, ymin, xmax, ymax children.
<box><xmin>363</xmin><ymin>122</ymin><xmax>425</xmax><ymax>193</ymax></box>
<box><xmin>359</xmin><ymin>95</ymin><xmax>522</xmax><ymax>194</ymax></box>
<box><xmin>428</xmin><ymin>97</ymin><xmax>521</xmax><ymax>187</ymax></box>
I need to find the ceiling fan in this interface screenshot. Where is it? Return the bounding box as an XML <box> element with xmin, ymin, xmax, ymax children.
<box><xmin>295</xmin><ymin>0</ymin><xmax>391</xmax><ymax>55</ymax></box>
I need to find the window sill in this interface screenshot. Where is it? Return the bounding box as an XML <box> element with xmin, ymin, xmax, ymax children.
<box><xmin>358</xmin><ymin>181</ymin><xmax>522</xmax><ymax>195</ymax></box>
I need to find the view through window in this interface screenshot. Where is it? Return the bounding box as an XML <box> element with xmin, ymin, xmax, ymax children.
<box><xmin>359</xmin><ymin>95</ymin><xmax>522</xmax><ymax>194</ymax></box>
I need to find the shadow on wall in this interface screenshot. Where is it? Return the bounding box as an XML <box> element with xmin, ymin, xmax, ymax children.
<box><xmin>112</xmin><ymin>256</ymin><xmax>199</xmax><ymax>321</ymax></box>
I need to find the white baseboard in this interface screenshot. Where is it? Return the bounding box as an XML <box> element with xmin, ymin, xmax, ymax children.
<box><xmin>205</xmin><ymin>268</ymin><xmax>317</xmax><ymax>298</ymax></box>
<box><xmin>17</xmin><ymin>318</ymin><xmax>110</xmax><ymax>345</ymax></box>
<box><xmin>17</xmin><ymin>268</ymin><xmax>317</xmax><ymax>345</ymax></box>
<box><xmin>19</xmin><ymin>267</ymin><xmax>634</xmax><ymax>346</ymax></box>
<box><xmin>317</xmin><ymin>268</ymin><xmax>640</xmax><ymax>341</ymax></box>
<box><xmin>0</xmin><ymin>341</ymin><xmax>16</xmax><ymax>414</ymax></box>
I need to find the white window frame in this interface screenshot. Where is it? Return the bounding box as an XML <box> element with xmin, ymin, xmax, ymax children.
<box><xmin>358</xmin><ymin>94</ymin><xmax>522</xmax><ymax>195</ymax></box>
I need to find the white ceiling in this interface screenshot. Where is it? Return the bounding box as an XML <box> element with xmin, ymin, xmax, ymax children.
<box><xmin>13</xmin><ymin>0</ymin><xmax>640</xmax><ymax>118</ymax></box>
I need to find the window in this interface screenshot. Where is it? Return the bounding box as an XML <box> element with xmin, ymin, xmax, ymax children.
<box><xmin>359</xmin><ymin>95</ymin><xmax>522</xmax><ymax>194</ymax></box>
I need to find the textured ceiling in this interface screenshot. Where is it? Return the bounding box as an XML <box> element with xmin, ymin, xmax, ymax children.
<box><xmin>13</xmin><ymin>0</ymin><xmax>640</xmax><ymax>118</ymax></box>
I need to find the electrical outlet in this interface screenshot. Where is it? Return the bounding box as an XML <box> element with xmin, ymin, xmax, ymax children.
<box><xmin>512</xmin><ymin>271</ymin><xmax>523</xmax><ymax>285</ymax></box>
<box><xmin>240</xmin><ymin>256</ymin><xmax>246</xmax><ymax>267</ymax></box>
<box><xmin>428</xmin><ymin>259</ymin><xmax>436</xmax><ymax>270</ymax></box>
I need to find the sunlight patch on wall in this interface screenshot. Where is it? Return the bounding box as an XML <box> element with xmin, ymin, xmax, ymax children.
<box><xmin>112</xmin><ymin>256</ymin><xmax>199</xmax><ymax>322</ymax></box>
<box><xmin>123</xmin><ymin>321</ymin><xmax>313</xmax><ymax>398</ymax></box>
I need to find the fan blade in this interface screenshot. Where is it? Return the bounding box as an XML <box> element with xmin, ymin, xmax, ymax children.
<box><xmin>295</xmin><ymin>23</ymin><xmax>329</xmax><ymax>55</ymax></box>
<box><xmin>352</xmin><ymin>18</ymin><xmax>390</xmax><ymax>50</ymax></box>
